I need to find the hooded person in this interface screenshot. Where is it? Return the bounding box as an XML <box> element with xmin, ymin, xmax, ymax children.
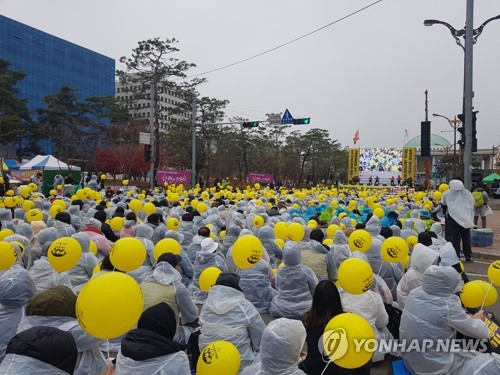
<box><xmin>257</xmin><ymin>226</ymin><xmax>283</xmax><ymax>268</ymax></box>
<box><xmin>188</xmin><ymin>238</ymin><xmax>227</xmax><ymax>304</ymax></box>
<box><xmin>93</xmin><ymin>210</ymin><xmax>118</xmax><ymax>243</ymax></box>
<box><xmin>11</xmin><ymin>207</ymin><xmax>25</xmax><ymax>226</ymax></box>
<box><xmin>28</xmin><ymin>228</ymin><xmax>73</xmax><ymax>293</ymax></box>
<box><xmin>0</xmin><ymin>267</ymin><xmax>36</xmax><ymax>361</ymax></box>
<box><xmin>408</xmin><ymin>209</ymin><xmax>427</xmax><ymax>234</ymax></box>
<box><xmin>17</xmin><ymin>285</ymin><xmax>107</xmax><ymax>375</ymax></box>
<box><xmin>460</xmin><ymin>353</ymin><xmax>500</xmax><ymax>375</ymax></box>
<box><xmin>4</xmin><ymin>223</ymin><xmax>35</xmax><ymax>269</ymax></box>
<box><xmin>187</xmin><ymin>226</ymin><xmax>211</xmax><ymax>264</ymax></box>
<box><xmin>390</xmin><ymin>224</ymin><xmax>401</xmax><ymax>237</ymax></box>
<box><xmin>86</xmin><ymin>175</ymin><xmax>98</xmax><ymax>191</ymax></box>
<box><xmin>82</xmin><ymin>218</ymin><xmax>111</xmax><ymax>261</ymax></box>
<box><xmin>239</xmin><ymin>252</ymin><xmax>276</xmax><ymax>314</ymax></box>
<box><xmin>67</xmin><ymin>204</ymin><xmax>84</xmax><ymax>232</ymax></box>
<box><xmin>0</xmin><ymin>326</ymin><xmax>78</xmax><ymax>375</ymax></box>
<box><xmin>396</xmin><ymin>243</ymin><xmax>439</xmax><ymax>309</ymax></box>
<box><xmin>199</xmin><ymin>272</ymin><xmax>266</xmax><ymax>372</ymax></box>
<box><xmin>120</xmin><ymin>212</ymin><xmax>137</xmax><ymax>238</ymax></box>
<box><xmin>365</xmin><ymin>215</ymin><xmax>384</xmax><ymax>242</ymax></box>
<box><xmin>400</xmin><ymin>219</ymin><xmax>418</xmax><ymax>241</ymax></box>
<box><xmin>429</xmin><ymin>222</ymin><xmax>447</xmax><ymax>249</ymax></box>
<box><xmin>301</xmin><ymin>229</ymin><xmax>337</xmax><ymax>281</ymax></box>
<box><xmin>146</xmin><ymin>213</ymin><xmax>168</xmax><ymax>245</ymax></box>
<box><xmin>53</xmin><ymin>212</ymin><xmax>76</xmax><ymax>238</ymax></box>
<box><xmin>269</xmin><ymin>242</ymin><xmax>318</xmax><ymax>320</ymax></box>
<box><xmin>441</xmin><ymin>179</ymin><xmax>475</xmax><ymax>261</ymax></box>
<box><xmin>219</xmin><ymin>224</ymin><xmax>241</xmax><ymax>256</ymax></box>
<box><xmin>132</xmin><ymin>224</ymin><xmax>155</xmax><ymax>272</ymax></box>
<box><xmin>114</xmin><ymin>303</ymin><xmax>190</xmax><ymax>375</ymax></box>
<box><xmin>66</xmin><ymin>233</ymin><xmax>99</xmax><ymax>293</ymax></box>
<box><xmin>241</xmin><ymin>318</ymin><xmax>307</xmax><ymax>375</ymax></box>
<box><xmin>140</xmin><ymin>253</ymin><xmax>198</xmax><ymax>345</ymax></box>
<box><xmin>178</xmin><ymin>213</ymin><xmax>196</xmax><ymax>247</ymax></box>
<box><xmin>365</xmin><ymin>238</ymin><xmax>403</xmax><ymax>301</ymax></box>
<box><xmin>400</xmin><ymin>266</ymin><xmax>489</xmax><ymax>374</ymax></box>
<box><xmin>330</xmin><ymin>230</ymin><xmax>351</xmax><ymax>270</ymax></box>
<box><xmin>164</xmin><ymin>230</ymin><xmax>193</xmax><ymax>286</ymax></box>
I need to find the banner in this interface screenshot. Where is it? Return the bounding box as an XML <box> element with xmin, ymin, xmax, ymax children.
<box><xmin>156</xmin><ymin>170</ymin><xmax>191</xmax><ymax>185</ymax></box>
<box><xmin>348</xmin><ymin>148</ymin><xmax>360</xmax><ymax>183</ymax></box>
<box><xmin>484</xmin><ymin>316</ymin><xmax>500</xmax><ymax>353</ymax></box>
<box><xmin>402</xmin><ymin>148</ymin><xmax>416</xmax><ymax>183</ymax></box>
<box><xmin>248</xmin><ymin>173</ymin><xmax>274</xmax><ymax>184</ymax></box>
<box><xmin>10</xmin><ymin>169</ymin><xmax>43</xmax><ymax>182</ymax></box>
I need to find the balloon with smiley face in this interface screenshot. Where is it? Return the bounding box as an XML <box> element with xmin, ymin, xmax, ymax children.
<box><xmin>48</xmin><ymin>237</ymin><xmax>82</xmax><ymax>272</ymax></box>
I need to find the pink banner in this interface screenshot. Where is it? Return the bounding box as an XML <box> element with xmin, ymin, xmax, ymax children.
<box><xmin>248</xmin><ymin>173</ymin><xmax>274</xmax><ymax>184</ymax></box>
<box><xmin>11</xmin><ymin>169</ymin><xmax>43</xmax><ymax>182</ymax></box>
<box><xmin>157</xmin><ymin>170</ymin><xmax>191</xmax><ymax>185</ymax></box>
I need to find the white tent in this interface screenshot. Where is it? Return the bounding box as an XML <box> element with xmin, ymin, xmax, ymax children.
<box><xmin>19</xmin><ymin>155</ymin><xmax>81</xmax><ymax>171</ymax></box>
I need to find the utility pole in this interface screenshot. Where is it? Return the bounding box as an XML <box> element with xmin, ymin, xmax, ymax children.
<box><xmin>424</xmin><ymin>90</ymin><xmax>431</xmax><ymax>189</ymax></box>
<box><xmin>191</xmin><ymin>98</ymin><xmax>197</xmax><ymax>186</ymax></box>
<box><xmin>149</xmin><ymin>82</ymin><xmax>155</xmax><ymax>190</ymax></box>
<box><xmin>463</xmin><ymin>0</ymin><xmax>474</xmax><ymax>190</ymax></box>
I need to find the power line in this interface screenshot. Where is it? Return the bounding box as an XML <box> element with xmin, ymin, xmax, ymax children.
<box><xmin>186</xmin><ymin>0</ymin><xmax>383</xmax><ymax>79</ymax></box>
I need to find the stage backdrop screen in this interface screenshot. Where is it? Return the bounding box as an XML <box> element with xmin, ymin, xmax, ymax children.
<box><xmin>359</xmin><ymin>148</ymin><xmax>403</xmax><ymax>185</ymax></box>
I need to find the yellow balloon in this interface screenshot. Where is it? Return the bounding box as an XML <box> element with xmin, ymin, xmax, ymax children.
<box><xmin>219</xmin><ymin>230</ymin><xmax>226</xmax><ymax>240</ymax></box>
<box><xmin>460</xmin><ymin>282</ymin><xmax>485</xmax><ymax>308</ymax></box>
<box><xmin>273</xmin><ymin>222</ymin><xmax>288</xmax><ymax>240</ymax></box>
<box><xmin>323</xmin><ymin>313</ymin><xmax>375</xmax><ymax>369</ymax></box>
<box><xmin>76</xmin><ymin>189</ymin><xmax>86</xmax><ymax>200</ymax></box>
<box><xmin>439</xmin><ymin>183</ymin><xmax>449</xmax><ymax>193</ymax></box>
<box><xmin>432</xmin><ymin>191</ymin><xmax>442</xmax><ymax>201</ymax></box>
<box><xmin>122</xmin><ymin>179</ymin><xmax>129</xmax><ymax>186</ymax></box>
<box><xmin>48</xmin><ymin>237</ymin><xmax>82</xmax><ymax>273</ymax></box>
<box><xmin>3</xmin><ymin>197</ymin><xmax>16</xmax><ymax>208</ymax></box>
<box><xmin>338</xmin><ymin>258</ymin><xmax>373</xmax><ymax>295</ymax></box>
<box><xmin>100</xmin><ymin>174</ymin><xmax>107</xmax><ymax>180</ymax></box>
<box><xmin>56</xmin><ymin>184</ymin><xmax>62</xmax><ymax>190</ymax></box>
<box><xmin>28</xmin><ymin>183</ymin><xmax>38</xmax><ymax>191</ymax></box>
<box><xmin>286</xmin><ymin>222</ymin><xmax>305</xmax><ymax>242</ymax></box>
<box><xmin>191</xmin><ymin>199</ymin><xmax>199</xmax><ymax>209</ymax></box>
<box><xmin>22</xmin><ymin>200</ymin><xmax>34</xmax><ymax>212</ymax></box>
<box><xmin>197</xmin><ymin>340</ymin><xmax>240</xmax><ymax>375</ymax></box>
<box><xmin>327</xmin><ymin>224</ymin><xmax>341</xmax><ymax>239</ymax></box>
<box><xmin>232</xmin><ymin>235</ymin><xmax>263</xmax><ymax>269</ymax></box>
<box><xmin>0</xmin><ymin>229</ymin><xmax>14</xmax><ymax>241</ymax></box>
<box><xmin>199</xmin><ymin>267</ymin><xmax>222</xmax><ymax>292</ymax></box>
<box><xmin>12</xmin><ymin>241</ymin><xmax>25</xmax><ymax>257</ymax></box>
<box><xmin>110</xmin><ymin>217</ymin><xmax>124</xmax><ymax>231</ymax></box>
<box><xmin>471</xmin><ymin>280</ymin><xmax>498</xmax><ymax>307</ymax></box>
<box><xmin>92</xmin><ymin>262</ymin><xmax>102</xmax><ymax>275</ymax></box>
<box><xmin>0</xmin><ymin>241</ymin><xmax>17</xmax><ymax>270</ymax></box>
<box><xmin>323</xmin><ymin>239</ymin><xmax>333</xmax><ymax>246</ymax></box>
<box><xmin>347</xmin><ymin>230</ymin><xmax>372</xmax><ymax>252</ymax></box>
<box><xmin>49</xmin><ymin>205</ymin><xmax>64</xmax><ymax>219</ymax></box>
<box><xmin>143</xmin><ymin>202</ymin><xmax>156</xmax><ymax>215</ymax></box>
<box><xmin>170</xmin><ymin>193</ymin><xmax>179</xmax><ymax>202</ymax></box>
<box><xmin>487</xmin><ymin>260</ymin><xmax>500</xmax><ymax>286</ymax></box>
<box><xmin>26</xmin><ymin>209</ymin><xmax>43</xmax><ymax>223</ymax></box>
<box><xmin>51</xmin><ymin>199</ymin><xmax>65</xmax><ymax>209</ymax></box>
<box><xmin>381</xmin><ymin>237</ymin><xmax>409</xmax><ymax>263</ymax></box>
<box><xmin>197</xmin><ymin>202</ymin><xmax>208</xmax><ymax>213</ymax></box>
<box><xmin>154</xmin><ymin>238</ymin><xmax>181</xmax><ymax>260</ymax></box>
<box><xmin>406</xmin><ymin>235</ymin><xmax>418</xmax><ymax>248</ymax></box>
<box><xmin>401</xmin><ymin>255</ymin><xmax>410</xmax><ymax>269</ymax></box>
<box><xmin>274</xmin><ymin>238</ymin><xmax>285</xmax><ymax>249</ymax></box>
<box><xmin>129</xmin><ymin>199</ymin><xmax>143</xmax><ymax>212</ymax></box>
<box><xmin>89</xmin><ymin>241</ymin><xmax>98</xmax><ymax>256</ymax></box>
<box><xmin>20</xmin><ymin>186</ymin><xmax>31</xmax><ymax>199</ymax></box>
<box><xmin>373</xmin><ymin>208</ymin><xmax>385</xmax><ymax>219</ymax></box>
<box><xmin>166</xmin><ymin>217</ymin><xmax>180</xmax><ymax>231</ymax></box>
<box><xmin>253</xmin><ymin>215</ymin><xmax>264</xmax><ymax>228</ymax></box>
<box><xmin>109</xmin><ymin>237</ymin><xmax>146</xmax><ymax>272</ymax></box>
<box><xmin>76</xmin><ymin>272</ymin><xmax>143</xmax><ymax>339</ymax></box>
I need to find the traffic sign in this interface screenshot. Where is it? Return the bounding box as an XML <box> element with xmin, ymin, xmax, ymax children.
<box><xmin>267</xmin><ymin>113</ymin><xmax>282</xmax><ymax>124</ymax></box>
<box><xmin>281</xmin><ymin>109</ymin><xmax>294</xmax><ymax>125</ymax></box>
<box><xmin>139</xmin><ymin>132</ymin><xmax>151</xmax><ymax>145</ymax></box>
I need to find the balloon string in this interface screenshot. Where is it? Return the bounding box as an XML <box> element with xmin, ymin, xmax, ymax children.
<box><xmin>320</xmin><ymin>360</ymin><xmax>332</xmax><ymax>375</ymax></box>
<box><xmin>106</xmin><ymin>339</ymin><xmax>110</xmax><ymax>360</ymax></box>
<box><xmin>377</xmin><ymin>260</ymin><xmax>384</xmax><ymax>277</ymax></box>
<box><xmin>480</xmin><ymin>282</ymin><xmax>493</xmax><ymax>311</ymax></box>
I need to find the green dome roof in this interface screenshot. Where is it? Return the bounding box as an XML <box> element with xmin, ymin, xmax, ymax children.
<box><xmin>404</xmin><ymin>134</ymin><xmax>452</xmax><ymax>148</ymax></box>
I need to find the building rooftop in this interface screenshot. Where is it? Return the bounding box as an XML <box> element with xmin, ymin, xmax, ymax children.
<box><xmin>405</xmin><ymin>134</ymin><xmax>452</xmax><ymax>148</ymax></box>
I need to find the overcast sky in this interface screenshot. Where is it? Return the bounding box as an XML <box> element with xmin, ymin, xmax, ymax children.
<box><xmin>2</xmin><ymin>0</ymin><xmax>499</xmax><ymax>150</ymax></box>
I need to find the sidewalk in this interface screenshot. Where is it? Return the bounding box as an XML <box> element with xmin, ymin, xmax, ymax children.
<box><xmin>472</xmin><ymin>199</ymin><xmax>500</xmax><ymax>260</ymax></box>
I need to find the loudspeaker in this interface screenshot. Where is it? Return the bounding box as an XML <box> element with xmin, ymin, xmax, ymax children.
<box><xmin>421</xmin><ymin>121</ymin><xmax>431</xmax><ymax>157</ymax></box>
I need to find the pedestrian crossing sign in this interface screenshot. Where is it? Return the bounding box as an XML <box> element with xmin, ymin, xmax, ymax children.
<box><xmin>281</xmin><ymin>109</ymin><xmax>294</xmax><ymax>125</ymax></box>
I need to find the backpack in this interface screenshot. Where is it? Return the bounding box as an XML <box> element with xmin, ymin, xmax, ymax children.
<box><xmin>472</xmin><ymin>191</ymin><xmax>484</xmax><ymax>208</ymax></box>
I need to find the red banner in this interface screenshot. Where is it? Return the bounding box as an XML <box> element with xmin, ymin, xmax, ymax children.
<box><xmin>156</xmin><ymin>170</ymin><xmax>191</xmax><ymax>185</ymax></box>
<box><xmin>248</xmin><ymin>173</ymin><xmax>274</xmax><ymax>184</ymax></box>
<box><xmin>10</xmin><ymin>169</ymin><xmax>43</xmax><ymax>182</ymax></box>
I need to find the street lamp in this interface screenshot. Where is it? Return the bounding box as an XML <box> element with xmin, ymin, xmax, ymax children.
<box><xmin>424</xmin><ymin>7</ymin><xmax>500</xmax><ymax>190</ymax></box>
<box><xmin>432</xmin><ymin>113</ymin><xmax>461</xmax><ymax>176</ymax></box>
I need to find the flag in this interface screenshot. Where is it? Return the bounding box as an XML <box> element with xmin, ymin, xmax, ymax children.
<box><xmin>353</xmin><ymin>130</ymin><xmax>360</xmax><ymax>145</ymax></box>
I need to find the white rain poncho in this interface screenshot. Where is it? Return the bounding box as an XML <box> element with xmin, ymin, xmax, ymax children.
<box><xmin>0</xmin><ymin>354</ymin><xmax>71</xmax><ymax>375</ymax></box>
<box><xmin>164</xmin><ymin>230</ymin><xmax>193</xmax><ymax>286</ymax></box>
<box><xmin>257</xmin><ymin>226</ymin><xmax>283</xmax><ymax>268</ymax></box>
<box><xmin>239</xmin><ymin>259</ymin><xmax>276</xmax><ymax>314</ymax></box>
<box><xmin>365</xmin><ymin>215</ymin><xmax>383</xmax><ymax>240</ymax></box>
<box><xmin>67</xmin><ymin>232</ymin><xmax>99</xmax><ymax>293</ymax></box>
<box><xmin>330</xmin><ymin>230</ymin><xmax>351</xmax><ymax>270</ymax></box>
<box><xmin>115</xmin><ymin>351</ymin><xmax>190</xmax><ymax>375</ymax></box>
<box><xmin>441</xmin><ymin>179</ymin><xmax>475</xmax><ymax>229</ymax></box>
<box><xmin>187</xmin><ymin>234</ymin><xmax>204</xmax><ymax>263</ymax></box>
<box><xmin>438</xmin><ymin>242</ymin><xmax>460</xmax><ymax>267</ymax></box>
<box><xmin>135</xmin><ymin>224</ymin><xmax>155</xmax><ymax>266</ymax></box>
<box><xmin>188</xmin><ymin>250</ymin><xmax>227</xmax><ymax>304</ymax></box>
<box><xmin>0</xmin><ymin>267</ymin><xmax>36</xmax><ymax>361</ymax></box>
<box><xmin>430</xmin><ymin>222</ymin><xmax>447</xmax><ymax>249</ymax></box>
<box><xmin>220</xmin><ymin>225</ymin><xmax>241</xmax><ymax>256</ymax></box>
<box><xmin>460</xmin><ymin>353</ymin><xmax>500</xmax><ymax>375</ymax></box>
<box><xmin>396</xmin><ymin>243</ymin><xmax>439</xmax><ymax>309</ymax></box>
<box><xmin>365</xmin><ymin>238</ymin><xmax>403</xmax><ymax>301</ymax></box>
<box><xmin>409</xmin><ymin>209</ymin><xmax>427</xmax><ymax>233</ymax></box>
<box><xmin>53</xmin><ymin>220</ymin><xmax>76</xmax><ymax>238</ymax></box>
<box><xmin>400</xmin><ymin>266</ymin><xmax>489</xmax><ymax>375</ymax></box>
<box><xmin>269</xmin><ymin>242</ymin><xmax>317</xmax><ymax>320</ymax></box>
<box><xmin>301</xmin><ymin>240</ymin><xmax>337</xmax><ymax>281</ymax></box>
<box><xmin>199</xmin><ymin>285</ymin><xmax>266</xmax><ymax>372</ymax></box>
<box><xmin>241</xmin><ymin>318</ymin><xmax>306</xmax><ymax>375</ymax></box>
<box><xmin>178</xmin><ymin>220</ymin><xmax>195</xmax><ymax>247</ymax></box>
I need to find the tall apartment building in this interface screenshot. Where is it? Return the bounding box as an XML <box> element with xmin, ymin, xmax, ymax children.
<box><xmin>115</xmin><ymin>77</ymin><xmax>192</xmax><ymax>132</ymax></box>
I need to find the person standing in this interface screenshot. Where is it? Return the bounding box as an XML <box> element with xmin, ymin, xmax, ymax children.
<box><xmin>441</xmin><ymin>179</ymin><xmax>475</xmax><ymax>262</ymax></box>
<box><xmin>30</xmin><ymin>172</ymin><xmax>43</xmax><ymax>193</ymax></box>
<box><xmin>53</xmin><ymin>174</ymin><xmax>64</xmax><ymax>190</ymax></box>
<box><xmin>472</xmin><ymin>184</ymin><xmax>491</xmax><ymax>229</ymax></box>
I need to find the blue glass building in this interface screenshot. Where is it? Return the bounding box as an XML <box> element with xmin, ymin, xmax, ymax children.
<box><xmin>0</xmin><ymin>15</ymin><xmax>115</xmax><ymax>153</ymax></box>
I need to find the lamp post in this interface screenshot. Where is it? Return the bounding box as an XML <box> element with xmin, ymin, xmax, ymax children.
<box><xmin>424</xmin><ymin>7</ymin><xmax>500</xmax><ymax>190</ymax></box>
<box><xmin>432</xmin><ymin>113</ymin><xmax>461</xmax><ymax>177</ymax></box>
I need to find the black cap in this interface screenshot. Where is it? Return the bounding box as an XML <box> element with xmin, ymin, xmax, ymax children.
<box><xmin>157</xmin><ymin>253</ymin><xmax>182</xmax><ymax>268</ymax></box>
<box><xmin>216</xmin><ymin>272</ymin><xmax>242</xmax><ymax>292</ymax></box>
